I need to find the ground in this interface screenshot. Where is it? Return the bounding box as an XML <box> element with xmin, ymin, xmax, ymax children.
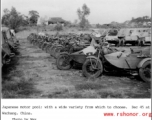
<box><xmin>2</xmin><ymin>29</ymin><xmax>151</xmax><ymax>98</ymax></box>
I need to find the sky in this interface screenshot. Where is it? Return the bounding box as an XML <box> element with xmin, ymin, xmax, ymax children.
<box><xmin>1</xmin><ymin>0</ymin><xmax>151</xmax><ymax>24</ymax></box>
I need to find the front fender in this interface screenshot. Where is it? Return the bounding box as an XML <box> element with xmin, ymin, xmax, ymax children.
<box><xmin>137</xmin><ymin>58</ymin><xmax>151</xmax><ymax>68</ymax></box>
<box><xmin>58</xmin><ymin>52</ymin><xmax>69</xmax><ymax>56</ymax></box>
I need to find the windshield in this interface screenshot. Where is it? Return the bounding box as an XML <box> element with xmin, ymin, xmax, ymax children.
<box><xmin>108</xmin><ymin>30</ymin><xmax>118</xmax><ymax>36</ymax></box>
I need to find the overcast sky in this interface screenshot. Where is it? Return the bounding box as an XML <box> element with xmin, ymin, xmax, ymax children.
<box><xmin>1</xmin><ymin>0</ymin><xmax>151</xmax><ymax>24</ymax></box>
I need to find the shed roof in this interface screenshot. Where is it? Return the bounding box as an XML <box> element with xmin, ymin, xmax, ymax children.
<box><xmin>48</xmin><ymin>17</ymin><xmax>66</xmax><ymax>24</ymax></box>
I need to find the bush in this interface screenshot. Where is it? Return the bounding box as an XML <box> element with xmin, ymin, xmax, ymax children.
<box><xmin>54</xmin><ymin>23</ymin><xmax>63</xmax><ymax>31</ymax></box>
<box><xmin>2</xmin><ymin>7</ymin><xmax>29</xmax><ymax>32</ymax></box>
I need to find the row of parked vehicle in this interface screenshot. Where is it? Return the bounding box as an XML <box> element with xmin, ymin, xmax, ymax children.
<box><xmin>94</xmin><ymin>28</ymin><xmax>151</xmax><ymax>46</ymax></box>
<box><xmin>27</xmin><ymin>31</ymin><xmax>151</xmax><ymax>83</ymax></box>
<box><xmin>1</xmin><ymin>27</ymin><xmax>19</xmax><ymax>67</ymax></box>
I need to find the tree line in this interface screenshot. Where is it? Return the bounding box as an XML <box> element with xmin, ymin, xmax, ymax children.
<box><xmin>2</xmin><ymin>7</ymin><xmax>40</xmax><ymax>32</ymax></box>
<box><xmin>2</xmin><ymin>4</ymin><xmax>91</xmax><ymax>32</ymax></box>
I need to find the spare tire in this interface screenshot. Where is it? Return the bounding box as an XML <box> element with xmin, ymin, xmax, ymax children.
<box><xmin>139</xmin><ymin>60</ymin><xmax>151</xmax><ymax>82</ymax></box>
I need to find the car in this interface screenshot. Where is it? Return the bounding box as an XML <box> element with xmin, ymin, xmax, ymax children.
<box><xmin>104</xmin><ymin>29</ymin><xmax>119</xmax><ymax>46</ymax></box>
<box><xmin>139</xmin><ymin>28</ymin><xmax>151</xmax><ymax>46</ymax></box>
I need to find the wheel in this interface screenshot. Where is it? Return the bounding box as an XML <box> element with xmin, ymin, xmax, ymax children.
<box><xmin>49</xmin><ymin>46</ymin><xmax>55</xmax><ymax>55</ymax></box>
<box><xmin>35</xmin><ymin>41</ymin><xmax>38</xmax><ymax>46</ymax></box>
<box><xmin>56</xmin><ymin>54</ymin><xmax>71</xmax><ymax>70</ymax></box>
<box><xmin>40</xmin><ymin>42</ymin><xmax>45</xmax><ymax>49</ymax></box>
<box><xmin>102</xmin><ymin>37</ymin><xmax>106</xmax><ymax>43</ymax></box>
<box><xmin>51</xmin><ymin>46</ymin><xmax>57</xmax><ymax>57</ymax></box>
<box><xmin>32</xmin><ymin>40</ymin><xmax>36</xmax><ymax>45</ymax></box>
<box><xmin>54</xmin><ymin>47</ymin><xmax>62</xmax><ymax>59</ymax></box>
<box><xmin>39</xmin><ymin>42</ymin><xmax>43</xmax><ymax>48</ymax></box>
<box><xmin>141</xmin><ymin>39</ymin><xmax>145</xmax><ymax>46</ymax></box>
<box><xmin>82</xmin><ymin>58</ymin><xmax>103</xmax><ymax>78</ymax></box>
<box><xmin>42</xmin><ymin>43</ymin><xmax>48</xmax><ymax>51</ymax></box>
<box><xmin>137</xmin><ymin>39</ymin><xmax>141</xmax><ymax>46</ymax></box>
<box><xmin>121</xmin><ymin>39</ymin><xmax>125</xmax><ymax>46</ymax></box>
<box><xmin>31</xmin><ymin>40</ymin><xmax>35</xmax><ymax>45</ymax></box>
<box><xmin>45</xmin><ymin>44</ymin><xmax>52</xmax><ymax>53</ymax></box>
<box><xmin>41</xmin><ymin>43</ymin><xmax>45</xmax><ymax>50</ymax></box>
<box><xmin>35</xmin><ymin>40</ymin><xmax>38</xmax><ymax>45</ymax></box>
<box><xmin>139</xmin><ymin>60</ymin><xmax>151</xmax><ymax>82</ymax></box>
<box><xmin>55</xmin><ymin>49</ymin><xmax>65</xmax><ymax>59</ymax></box>
<box><xmin>117</xmin><ymin>39</ymin><xmax>121</xmax><ymax>47</ymax></box>
<box><xmin>53</xmin><ymin>47</ymin><xmax>61</xmax><ymax>57</ymax></box>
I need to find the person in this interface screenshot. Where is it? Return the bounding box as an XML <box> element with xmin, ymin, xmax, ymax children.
<box><xmin>82</xmin><ymin>33</ymin><xmax>101</xmax><ymax>55</ymax></box>
<box><xmin>90</xmin><ymin>37</ymin><xmax>100</xmax><ymax>47</ymax></box>
<box><xmin>10</xmin><ymin>29</ymin><xmax>19</xmax><ymax>45</ymax></box>
<box><xmin>10</xmin><ymin>29</ymin><xmax>16</xmax><ymax>37</ymax></box>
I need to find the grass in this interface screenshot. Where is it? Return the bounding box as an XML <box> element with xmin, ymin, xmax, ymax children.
<box><xmin>44</xmin><ymin>78</ymin><xmax>150</xmax><ymax>98</ymax></box>
<box><xmin>2</xmin><ymin>78</ymin><xmax>39</xmax><ymax>98</ymax></box>
<box><xmin>45</xmin><ymin>84</ymin><xmax>127</xmax><ymax>98</ymax></box>
<box><xmin>2</xmin><ymin>52</ymin><xmax>41</xmax><ymax>98</ymax></box>
<box><xmin>75</xmin><ymin>81</ymin><xmax>106</xmax><ymax>90</ymax></box>
<box><xmin>2</xmin><ymin>77</ymin><xmax>41</xmax><ymax>98</ymax></box>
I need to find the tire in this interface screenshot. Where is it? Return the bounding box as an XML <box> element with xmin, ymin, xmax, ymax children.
<box><xmin>137</xmin><ymin>39</ymin><xmax>141</xmax><ymax>46</ymax></box>
<box><xmin>141</xmin><ymin>40</ymin><xmax>145</xmax><ymax>46</ymax></box>
<box><xmin>45</xmin><ymin>44</ymin><xmax>52</xmax><ymax>53</ymax></box>
<box><xmin>117</xmin><ymin>39</ymin><xmax>121</xmax><ymax>47</ymax></box>
<box><xmin>51</xmin><ymin>46</ymin><xmax>57</xmax><ymax>56</ymax></box>
<box><xmin>42</xmin><ymin>43</ymin><xmax>47</xmax><ymax>50</ymax></box>
<box><xmin>55</xmin><ymin>49</ymin><xmax>65</xmax><ymax>59</ymax></box>
<box><xmin>49</xmin><ymin>46</ymin><xmax>55</xmax><ymax>55</ymax></box>
<box><xmin>35</xmin><ymin>41</ymin><xmax>38</xmax><ymax>46</ymax></box>
<box><xmin>121</xmin><ymin>39</ymin><xmax>125</xmax><ymax>46</ymax></box>
<box><xmin>139</xmin><ymin>60</ymin><xmax>151</xmax><ymax>82</ymax></box>
<box><xmin>41</xmin><ymin>43</ymin><xmax>45</xmax><ymax>50</ymax></box>
<box><xmin>32</xmin><ymin>40</ymin><xmax>36</xmax><ymax>45</ymax></box>
<box><xmin>35</xmin><ymin>40</ymin><xmax>38</xmax><ymax>45</ymax></box>
<box><xmin>82</xmin><ymin>58</ymin><xmax>103</xmax><ymax>78</ymax></box>
<box><xmin>31</xmin><ymin>40</ymin><xmax>34</xmax><ymax>44</ymax></box>
<box><xmin>56</xmin><ymin>54</ymin><xmax>71</xmax><ymax>70</ymax></box>
<box><xmin>40</xmin><ymin>42</ymin><xmax>44</xmax><ymax>49</ymax></box>
<box><xmin>39</xmin><ymin>42</ymin><xmax>43</xmax><ymax>48</ymax></box>
<box><xmin>53</xmin><ymin>47</ymin><xmax>61</xmax><ymax>57</ymax></box>
<box><xmin>54</xmin><ymin>47</ymin><xmax>63</xmax><ymax>59</ymax></box>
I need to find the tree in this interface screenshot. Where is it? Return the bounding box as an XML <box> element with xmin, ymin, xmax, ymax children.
<box><xmin>21</xmin><ymin>15</ymin><xmax>29</xmax><ymax>26</ymax></box>
<box><xmin>64</xmin><ymin>21</ymin><xmax>71</xmax><ymax>27</ymax></box>
<box><xmin>2</xmin><ymin>7</ymin><xmax>24</xmax><ymax>32</ymax></box>
<box><xmin>96</xmin><ymin>23</ymin><xmax>102</xmax><ymax>28</ymax></box>
<box><xmin>2</xmin><ymin>8</ymin><xmax>11</xmax><ymax>26</ymax></box>
<box><xmin>77</xmin><ymin>4</ymin><xmax>90</xmax><ymax>29</ymax></box>
<box><xmin>74</xmin><ymin>19</ymin><xmax>78</xmax><ymax>24</ymax></box>
<box><xmin>29</xmin><ymin>10</ymin><xmax>40</xmax><ymax>25</ymax></box>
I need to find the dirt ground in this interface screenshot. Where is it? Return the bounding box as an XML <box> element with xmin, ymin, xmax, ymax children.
<box><xmin>2</xmin><ymin>29</ymin><xmax>151</xmax><ymax>98</ymax></box>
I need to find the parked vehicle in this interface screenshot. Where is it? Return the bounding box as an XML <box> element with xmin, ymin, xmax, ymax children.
<box><xmin>82</xmin><ymin>45</ymin><xmax>151</xmax><ymax>82</ymax></box>
<box><xmin>2</xmin><ymin>27</ymin><xmax>19</xmax><ymax>54</ymax></box>
<box><xmin>122</xmin><ymin>29</ymin><xmax>142</xmax><ymax>46</ymax></box>
<box><xmin>1</xmin><ymin>29</ymin><xmax>15</xmax><ymax>66</ymax></box>
<box><xmin>138</xmin><ymin>29</ymin><xmax>151</xmax><ymax>46</ymax></box>
<box><xmin>104</xmin><ymin>29</ymin><xmax>120</xmax><ymax>46</ymax></box>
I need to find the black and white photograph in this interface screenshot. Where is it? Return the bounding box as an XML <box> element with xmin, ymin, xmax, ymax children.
<box><xmin>1</xmin><ymin>0</ymin><xmax>151</xmax><ymax>99</ymax></box>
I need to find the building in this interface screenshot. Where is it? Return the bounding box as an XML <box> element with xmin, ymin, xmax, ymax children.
<box><xmin>48</xmin><ymin>17</ymin><xmax>66</xmax><ymax>25</ymax></box>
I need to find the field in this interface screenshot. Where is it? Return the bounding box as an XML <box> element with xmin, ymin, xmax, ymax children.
<box><xmin>2</xmin><ymin>28</ymin><xmax>151</xmax><ymax>98</ymax></box>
